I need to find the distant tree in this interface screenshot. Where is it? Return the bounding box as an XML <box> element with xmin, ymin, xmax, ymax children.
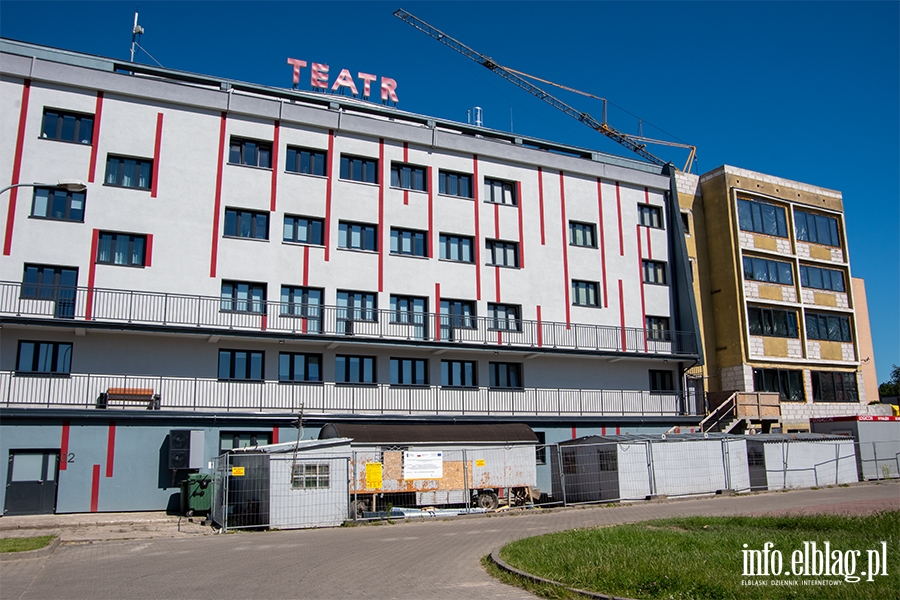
<box><xmin>879</xmin><ymin>364</ymin><xmax>900</xmax><ymax>397</ymax></box>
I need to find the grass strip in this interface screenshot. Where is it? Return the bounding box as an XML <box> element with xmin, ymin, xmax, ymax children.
<box><xmin>0</xmin><ymin>535</ymin><xmax>57</xmax><ymax>553</ymax></box>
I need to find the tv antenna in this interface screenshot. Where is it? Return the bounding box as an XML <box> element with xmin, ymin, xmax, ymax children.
<box><xmin>129</xmin><ymin>12</ymin><xmax>163</xmax><ymax>67</ymax></box>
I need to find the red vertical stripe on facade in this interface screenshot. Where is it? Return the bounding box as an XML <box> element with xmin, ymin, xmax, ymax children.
<box><xmin>88</xmin><ymin>91</ymin><xmax>104</xmax><ymax>183</ymax></box>
<box><xmin>3</xmin><ymin>79</ymin><xmax>31</xmax><ymax>256</ymax></box>
<box><xmin>324</xmin><ymin>130</ymin><xmax>335</xmax><ymax>262</ymax></box>
<box><xmin>473</xmin><ymin>155</ymin><xmax>482</xmax><ymax>301</ymax></box>
<box><xmin>597</xmin><ymin>179</ymin><xmax>608</xmax><ymax>307</ymax></box>
<box><xmin>618</xmin><ymin>279</ymin><xmax>626</xmax><ymax>350</ymax></box>
<box><xmin>646</xmin><ymin>226</ymin><xmax>653</xmax><ymax>259</ymax></box>
<box><xmin>559</xmin><ymin>172</ymin><xmax>571</xmax><ymax>327</ymax></box>
<box><xmin>151</xmin><ymin>113</ymin><xmax>163</xmax><ymax>198</ymax></box>
<box><xmin>493</xmin><ymin>203</ymin><xmax>500</xmax><ymax>238</ymax></box>
<box><xmin>571</xmin><ymin>427</ymin><xmax>577</xmax><ymax>439</ymax></box>
<box><xmin>494</xmin><ymin>267</ymin><xmax>501</xmax><ymax>302</ymax></box>
<box><xmin>105</xmin><ymin>422</ymin><xmax>116</xmax><ymax>478</ymax></box>
<box><xmin>270</xmin><ymin>121</ymin><xmax>280</xmax><ymax>211</ymax></box>
<box><xmin>637</xmin><ymin>224</ymin><xmax>647</xmax><ymax>352</ymax></box>
<box><xmin>90</xmin><ymin>464</ymin><xmax>100</xmax><ymax>512</ymax></box>
<box><xmin>434</xmin><ymin>283</ymin><xmax>441</xmax><ymax>342</ymax></box>
<box><xmin>537</xmin><ymin>167</ymin><xmax>546</xmax><ymax>245</ymax></box>
<box><xmin>85</xmin><ymin>229</ymin><xmax>100</xmax><ymax>320</ymax></box>
<box><xmin>536</xmin><ymin>305</ymin><xmax>543</xmax><ymax>347</ymax></box>
<box><xmin>209</xmin><ymin>112</ymin><xmax>227</xmax><ymax>278</ymax></box>
<box><xmin>427</xmin><ymin>166</ymin><xmax>434</xmax><ymax>257</ymax></box>
<box><xmin>602</xmin><ymin>426</ymin><xmax>607</xmax><ymax>436</ymax></box>
<box><xmin>302</xmin><ymin>246</ymin><xmax>310</xmax><ymax>286</ymax></box>
<box><xmin>616</xmin><ymin>426</ymin><xmax>621</xmax><ymax>435</ymax></box>
<box><xmin>144</xmin><ymin>234</ymin><xmax>153</xmax><ymax>267</ymax></box>
<box><xmin>272</xmin><ymin>428</ymin><xmax>279</xmax><ymax>444</ymax></box>
<box><xmin>261</xmin><ymin>314</ymin><xmax>268</xmax><ymax>331</ymax></box>
<box><xmin>59</xmin><ymin>421</ymin><xmax>70</xmax><ymax>471</ymax></box>
<box><xmin>615</xmin><ymin>182</ymin><xmax>624</xmax><ymax>256</ymax></box>
<box><xmin>516</xmin><ymin>181</ymin><xmax>525</xmax><ymax>268</ymax></box>
<box><xmin>378</xmin><ymin>138</ymin><xmax>385</xmax><ymax>292</ymax></box>
<box><xmin>402</xmin><ymin>142</ymin><xmax>409</xmax><ymax>205</ymax></box>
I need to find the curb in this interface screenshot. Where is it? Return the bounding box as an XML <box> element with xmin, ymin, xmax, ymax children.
<box><xmin>0</xmin><ymin>536</ymin><xmax>60</xmax><ymax>562</ymax></box>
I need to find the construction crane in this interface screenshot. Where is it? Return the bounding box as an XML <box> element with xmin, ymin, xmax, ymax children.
<box><xmin>394</xmin><ymin>8</ymin><xmax>696</xmax><ymax>173</ymax></box>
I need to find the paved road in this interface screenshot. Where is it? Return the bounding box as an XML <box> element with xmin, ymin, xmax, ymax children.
<box><xmin>2</xmin><ymin>482</ymin><xmax>897</xmax><ymax>600</ymax></box>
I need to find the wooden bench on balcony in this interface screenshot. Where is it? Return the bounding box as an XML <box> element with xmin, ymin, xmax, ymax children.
<box><xmin>96</xmin><ymin>387</ymin><xmax>161</xmax><ymax>410</ymax></box>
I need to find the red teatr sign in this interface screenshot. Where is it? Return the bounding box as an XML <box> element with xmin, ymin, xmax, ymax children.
<box><xmin>287</xmin><ymin>58</ymin><xmax>399</xmax><ymax>102</ymax></box>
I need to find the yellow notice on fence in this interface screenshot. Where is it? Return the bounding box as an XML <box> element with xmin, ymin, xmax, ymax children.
<box><xmin>475</xmin><ymin>459</ymin><xmax>486</xmax><ymax>467</ymax></box>
<box><xmin>365</xmin><ymin>462</ymin><xmax>383</xmax><ymax>489</ymax></box>
<box><xmin>231</xmin><ymin>466</ymin><xmax>245</xmax><ymax>477</ymax></box>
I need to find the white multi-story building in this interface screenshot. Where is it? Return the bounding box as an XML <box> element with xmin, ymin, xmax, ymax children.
<box><xmin>0</xmin><ymin>39</ymin><xmax>700</xmax><ymax>513</ymax></box>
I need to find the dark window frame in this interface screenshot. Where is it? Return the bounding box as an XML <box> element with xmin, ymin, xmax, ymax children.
<box><xmin>737</xmin><ymin>198</ymin><xmax>788</xmax><ymax>238</ymax></box>
<box><xmin>642</xmin><ymin>260</ymin><xmax>668</xmax><ymax>285</ymax></box>
<box><xmin>805</xmin><ymin>312</ymin><xmax>852</xmax><ymax>343</ymax></box>
<box><xmin>569</xmin><ymin>221</ymin><xmax>597</xmax><ymax>248</ymax></box>
<box><xmin>339</xmin><ymin>154</ymin><xmax>378</xmax><ymax>184</ymax></box>
<box><xmin>438</xmin><ymin>170</ymin><xmax>473</xmax><ymax>198</ymax></box>
<box><xmin>484</xmin><ymin>177</ymin><xmax>517</xmax><ymax>206</ymax></box>
<box><xmin>638</xmin><ymin>204</ymin><xmax>664</xmax><ymax>229</ymax></box>
<box><xmin>390</xmin><ymin>357</ymin><xmax>429</xmax><ymax>386</ymax></box>
<box><xmin>220</xmin><ymin>281</ymin><xmax>267</xmax><ymax>314</ymax></box>
<box><xmin>795</xmin><ymin>209</ymin><xmax>841</xmax><ymax>247</ymax></box>
<box><xmin>224</xmin><ymin>208</ymin><xmax>269</xmax><ymax>240</ymax></box>
<box><xmin>439</xmin><ymin>233</ymin><xmax>475</xmax><ymax>263</ymax></box>
<box><xmin>104</xmin><ymin>154</ymin><xmax>152</xmax><ymax>190</ymax></box>
<box><xmin>96</xmin><ymin>232</ymin><xmax>147</xmax><ymax>267</ymax></box>
<box><xmin>279</xmin><ymin>286</ymin><xmax>323</xmax><ymax>323</ymax></box>
<box><xmin>799</xmin><ymin>265</ymin><xmax>845</xmax><ymax>292</ymax></box>
<box><xmin>440</xmin><ymin>299</ymin><xmax>477</xmax><ymax>330</ymax></box>
<box><xmin>278</xmin><ymin>352</ymin><xmax>323</xmax><ymax>383</ymax></box>
<box><xmin>489</xmin><ymin>362</ymin><xmax>523</xmax><ymax>389</ymax></box>
<box><xmin>441</xmin><ymin>359</ymin><xmax>477</xmax><ymax>388</ymax></box>
<box><xmin>646</xmin><ymin>316</ymin><xmax>671</xmax><ymax>341</ymax></box>
<box><xmin>337</xmin><ymin>290</ymin><xmax>377</xmax><ymax>323</ymax></box>
<box><xmin>40</xmin><ymin>108</ymin><xmax>94</xmax><ymax>144</ymax></box>
<box><xmin>811</xmin><ymin>371</ymin><xmax>858</xmax><ymax>403</ymax></box>
<box><xmin>390</xmin><ymin>162</ymin><xmax>427</xmax><ymax>192</ymax></box>
<box><xmin>742</xmin><ymin>256</ymin><xmax>794</xmax><ymax>285</ymax></box>
<box><xmin>747</xmin><ymin>306</ymin><xmax>799</xmax><ymax>338</ymax></box>
<box><xmin>30</xmin><ymin>186</ymin><xmax>86</xmax><ymax>222</ymax></box>
<box><xmin>649</xmin><ymin>370</ymin><xmax>675</xmax><ymax>391</ymax></box>
<box><xmin>218</xmin><ymin>349</ymin><xmax>265</xmax><ymax>381</ymax></box>
<box><xmin>16</xmin><ymin>341</ymin><xmax>72</xmax><ymax>375</ymax></box>
<box><xmin>753</xmin><ymin>368</ymin><xmax>804</xmax><ymax>402</ymax></box>
<box><xmin>338</xmin><ymin>221</ymin><xmax>378</xmax><ymax>252</ymax></box>
<box><xmin>572</xmin><ymin>280</ymin><xmax>600</xmax><ymax>307</ymax></box>
<box><xmin>335</xmin><ymin>355</ymin><xmax>377</xmax><ymax>384</ymax></box>
<box><xmin>229</xmin><ymin>136</ymin><xmax>273</xmax><ymax>169</ymax></box>
<box><xmin>485</xmin><ymin>239</ymin><xmax>519</xmax><ymax>268</ymax></box>
<box><xmin>285</xmin><ymin>146</ymin><xmax>327</xmax><ymax>177</ymax></box>
<box><xmin>390</xmin><ymin>228</ymin><xmax>428</xmax><ymax>257</ymax></box>
<box><xmin>283</xmin><ymin>215</ymin><xmax>324</xmax><ymax>245</ymax></box>
<box><xmin>487</xmin><ymin>302</ymin><xmax>522</xmax><ymax>332</ymax></box>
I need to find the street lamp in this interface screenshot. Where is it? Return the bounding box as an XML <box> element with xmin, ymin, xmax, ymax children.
<box><xmin>0</xmin><ymin>179</ymin><xmax>87</xmax><ymax>195</ymax></box>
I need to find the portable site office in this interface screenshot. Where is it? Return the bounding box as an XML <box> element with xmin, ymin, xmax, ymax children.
<box><xmin>810</xmin><ymin>416</ymin><xmax>900</xmax><ymax>480</ymax></box>
<box><xmin>745</xmin><ymin>433</ymin><xmax>859</xmax><ymax>489</ymax></box>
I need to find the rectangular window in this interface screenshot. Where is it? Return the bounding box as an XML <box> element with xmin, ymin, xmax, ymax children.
<box><xmin>742</xmin><ymin>256</ymin><xmax>794</xmax><ymax>285</ymax></box>
<box><xmin>283</xmin><ymin>215</ymin><xmax>324</xmax><ymax>245</ymax></box>
<box><xmin>219</xmin><ymin>431</ymin><xmax>271</xmax><ymax>453</ymax></box>
<box><xmin>218</xmin><ymin>350</ymin><xmax>264</xmax><ymax>381</ymax></box>
<box><xmin>646</xmin><ymin>316</ymin><xmax>671</xmax><ymax>341</ymax></box>
<box><xmin>488</xmin><ymin>303</ymin><xmax>521</xmax><ymax>331</ymax></box>
<box><xmin>806</xmin><ymin>312</ymin><xmax>852</xmax><ymax>342</ymax></box>
<box><xmin>484</xmin><ymin>178</ymin><xmax>517</xmax><ymax>205</ymax></box>
<box><xmin>390</xmin><ymin>163</ymin><xmax>427</xmax><ymax>191</ymax></box>
<box><xmin>642</xmin><ymin>260</ymin><xmax>667</xmax><ymax>285</ymax></box>
<box><xmin>339</xmin><ymin>154</ymin><xmax>378</xmax><ymax>183</ymax></box>
<box><xmin>41</xmin><ymin>108</ymin><xmax>93</xmax><ymax>144</ymax></box>
<box><xmin>337</xmin><ymin>290</ymin><xmax>376</xmax><ymax>322</ymax></box>
<box><xmin>285</xmin><ymin>146</ymin><xmax>327</xmax><ymax>176</ymax></box>
<box><xmin>569</xmin><ymin>221</ymin><xmax>597</xmax><ymax>247</ymax></box>
<box><xmin>278</xmin><ymin>352</ymin><xmax>322</xmax><ymax>382</ymax></box>
<box><xmin>753</xmin><ymin>368</ymin><xmax>804</xmax><ymax>402</ymax></box>
<box><xmin>681</xmin><ymin>212</ymin><xmax>691</xmax><ymax>235</ymax></box>
<box><xmin>338</xmin><ymin>221</ymin><xmax>377</xmax><ymax>251</ymax></box>
<box><xmin>438</xmin><ymin>170</ymin><xmax>473</xmax><ymax>198</ymax></box>
<box><xmin>390</xmin><ymin>228</ymin><xmax>427</xmax><ymax>257</ymax></box>
<box><xmin>737</xmin><ymin>198</ymin><xmax>788</xmax><ymax>238</ymax></box>
<box><xmin>638</xmin><ymin>204</ymin><xmax>663</xmax><ymax>228</ymax></box>
<box><xmin>486</xmin><ymin>239</ymin><xmax>519</xmax><ymax>268</ymax></box>
<box><xmin>224</xmin><ymin>208</ymin><xmax>269</xmax><ymax>240</ymax></box>
<box><xmin>795</xmin><ymin>210</ymin><xmax>841</xmax><ymax>247</ymax></box>
<box><xmin>16</xmin><ymin>341</ymin><xmax>72</xmax><ymax>374</ymax></box>
<box><xmin>489</xmin><ymin>362</ymin><xmax>522</xmax><ymax>389</ymax></box>
<box><xmin>649</xmin><ymin>370</ymin><xmax>674</xmax><ymax>391</ymax></box>
<box><xmin>336</xmin><ymin>355</ymin><xmax>376</xmax><ymax>384</ymax></box>
<box><xmin>572</xmin><ymin>280</ymin><xmax>600</xmax><ymax>307</ymax></box>
<box><xmin>31</xmin><ymin>187</ymin><xmax>85</xmax><ymax>222</ymax></box>
<box><xmin>440</xmin><ymin>299</ymin><xmax>476</xmax><ymax>330</ymax></box>
<box><xmin>811</xmin><ymin>371</ymin><xmax>858</xmax><ymax>403</ymax></box>
<box><xmin>221</xmin><ymin>281</ymin><xmax>266</xmax><ymax>313</ymax></box>
<box><xmin>390</xmin><ymin>357</ymin><xmax>428</xmax><ymax>385</ymax></box>
<box><xmin>439</xmin><ymin>234</ymin><xmax>474</xmax><ymax>263</ymax></box>
<box><xmin>747</xmin><ymin>306</ymin><xmax>798</xmax><ymax>338</ymax></box>
<box><xmin>105</xmin><ymin>155</ymin><xmax>152</xmax><ymax>189</ymax></box>
<box><xmin>291</xmin><ymin>463</ymin><xmax>330</xmax><ymax>490</ymax></box>
<box><xmin>96</xmin><ymin>232</ymin><xmax>146</xmax><ymax>267</ymax></box>
<box><xmin>441</xmin><ymin>360</ymin><xmax>477</xmax><ymax>387</ymax></box>
<box><xmin>279</xmin><ymin>286</ymin><xmax>322</xmax><ymax>330</ymax></box>
<box><xmin>229</xmin><ymin>137</ymin><xmax>272</xmax><ymax>168</ymax></box>
<box><xmin>21</xmin><ymin>264</ymin><xmax>78</xmax><ymax>303</ymax></box>
<box><xmin>799</xmin><ymin>265</ymin><xmax>845</xmax><ymax>292</ymax></box>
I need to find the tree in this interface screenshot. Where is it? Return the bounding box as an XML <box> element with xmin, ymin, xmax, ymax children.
<box><xmin>879</xmin><ymin>364</ymin><xmax>900</xmax><ymax>397</ymax></box>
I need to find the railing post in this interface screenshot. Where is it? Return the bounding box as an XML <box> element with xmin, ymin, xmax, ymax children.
<box><xmin>196</xmin><ymin>297</ymin><xmax>202</xmax><ymax>327</ymax></box>
<box><xmin>128</xmin><ymin>289</ymin><xmax>134</xmax><ymax>323</ymax></box>
<box><xmin>162</xmin><ymin>292</ymin><xmax>168</xmax><ymax>325</ymax></box>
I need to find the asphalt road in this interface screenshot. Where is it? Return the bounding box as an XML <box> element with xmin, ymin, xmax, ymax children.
<box><xmin>2</xmin><ymin>482</ymin><xmax>898</xmax><ymax>600</ymax></box>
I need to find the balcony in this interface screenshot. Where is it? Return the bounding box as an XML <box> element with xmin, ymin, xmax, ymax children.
<box><xmin>0</xmin><ymin>371</ymin><xmax>702</xmax><ymax>417</ymax></box>
<box><xmin>0</xmin><ymin>281</ymin><xmax>698</xmax><ymax>356</ymax></box>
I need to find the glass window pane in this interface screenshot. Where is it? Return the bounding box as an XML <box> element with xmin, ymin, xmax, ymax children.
<box><xmin>234</xmin><ymin>352</ymin><xmax>247</xmax><ymax>378</ymax></box>
<box><xmin>250</xmin><ymin>353</ymin><xmax>262</xmax><ymax>380</ymax></box>
<box><xmin>11</xmin><ymin>454</ymin><xmax>44</xmax><ymax>482</ymax></box>
<box><xmin>33</xmin><ymin>189</ymin><xmax>49</xmax><ymax>217</ymax></box>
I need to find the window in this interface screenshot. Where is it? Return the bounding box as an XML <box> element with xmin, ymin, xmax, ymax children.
<box><xmin>649</xmin><ymin>370</ymin><xmax>675</xmax><ymax>391</ymax></box>
<box><xmin>278</xmin><ymin>352</ymin><xmax>322</xmax><ymax>382</ymax></box>
<box><xmin>486</xmin><ymin>239</ymin><xmax>519</xmax><ymax>267</ymax></box>
<box><xmin>753</xmin><ymin>368</ymin><xmax>804</xmax><ymax>402</ymax></box>
<box><xmin>390</xmin><ymin>163</ymin><xmax>427</xmax><ymax>191</ymax></box>
<box><xmin>642</xmin><ymin>260</ymin><xmax>667</xmax><ymax>285</ymax></box>
<box><xmin>337</xmin><ymin>290</ymin><xmax>376</xmax><ymax>322</ymax></box>
<box><xmin>285</xmin><ymin>146</ymin><xmax>326</xmax><ymax>176</ymax></box>
<box><xmin>291</xmin><ymin>463</ymin><xmax>330</xmax><ymax>490</ymax></box>
<box><xmin>16</xmin><ymin>341</ymin><xmax>72</xmax><ymax>374</ymax></box>
<box><xmin>440</xmin><ymin>299</ymin><xmax>476</xmax><ymax>330</ymax></box>
<box><xmin>390</xmin><ymin>228</ymin><xmax>427</xmax><ymax>257</ymax></box>
<box><xmin>221</xmin><ymin>281</ymin><xmax>266</xmax><ymax>313</ymax></box>
<box><xmin>280</xmin><ymin>286</ymin><xmax>322</xmax><ymax>330</ymax></box>
<box><xmin>219</xmin><ymin>432</ymin><xmax>271</xmax><ymax>454</ymax></box>
<box><xmin>800</xmin><ymin>265</ymin><xmax>845</xmax><ymax>292</ymax></box>
<box><xmin>747</xmin><ymin>306</ymin><xmax>798</xmax><ymax>338</ymax></box>
<box><xmin>441</xmin><ymin>360</ymin><xmax>477</xmax><ymax>387</ymax></box>
<box><xmin>439</xmin><ymin>234</ymin><xmax>474</xmax><ymax>263</ymax></box>
<box><xmin>488</xmin><ymin>303</ymin><xmax>521</xmax><ymax>331</ymax></box>
<box><xmin>737</xmin><ymin>198</ymin><xmax>788</xmax><ymax>237</ymax></box>
<box><xmin>681</xmin><ymin>212</ymin><xmax>691</xmax><ymax>235</ymax></box>
<box><xmin>484</xmin><ymin>178</ymin><xmax>517</xmax><ymax>205</ymax></box>
<box><xmin>21</xmin><ymin>265</ymin><xmax>78</xmax><ymax>319</ymax></box>
<box><xmin>338</xmin><ymin>222</ymin><xmax>377</xmax><ymax>251</ymax></box>
<box><xmin>572</xmin><ymin>280</ymin><xmax>600</xmax><ymax>307</ymax></box>
<box><xmin>438</xmin><ymin>170</ymin><xmax>473</xmax><ymax>198</ymax></box>
<box><xmin>535</xmin><ymin>431</ymin><xmax>547</xmax><ymax>465</ymax></box>
<box><xmin>811</xmin><ymin>371</ymin><xmax>858</xmax><ymax>403</ymax></box>
<box><xmin>742</xmin><ymin>256</ymin><xmax>794</xmax><ymax>285</ymax></box>
<box><xmin>105</xmin><ymin>155</ymin><xmax>152</xmax><ymax>189</ymax></box>
<box><xmin>224</xmin><ymin>208</ymin><xmax>268</xmax><ymax>240</ymax></box>
<box><xmin>336</xmin><ymin>355</ymin><xmax>376</xmax><ymax>384</ymax></box>
<box><xmin>569</xmin><ymin>222</ymin><xmax>597</xmax><ymax>247</ymax></box>
<box><xmin>31</xmin><ymin>187</ymin><xmax>85</xmax><ymax>222</ymax></box>
<box><xmin>283</xmin><ymin>215</ymin><xmax>324</xmax><ymax>245</ymax></box>
<box><xmin>339</xmin><ymin>154</ymin><xmax>378</xmax><ymax>183</ymax></box>
<box><xmin>218</xmin><ymin>350</ymin><xmax>264</xmax><ymax>381</ymax></box>
<box><xmin>646</xmin><ymin>316</ymin><xmax>671</xmax><ymax>341</ymax></box>
<box><xmin>638</xmin><ymin>204</ymin><xmax>663</xmax><ymax>228</ymax></box>
<box><xmin>96</xmin><ymin>232</ymin><xmax>146</xmax><ymax>267</ymax></box>
<box><xmin>390</xmin><ymin>358</ymin><xmax>428</xmax><ymax>385</ymax></box>
<box><xmin>489</xmin><ymin>362</ymin><xmax>522</xmax><ymax>388</ymax></box>
<box><xmin>806</xmin><ymin>312</ymin><xmax>852</xmax><ymax>342</ymax></box>
<box><xmin>41</xmin><ymin>108</ymin><xmax>93</xmax><ymax>144</ymax></box>
<box><xmin>229</xmin><ymin>137</ymin><xmax>272</xmax><ymax>168</ymax></box>
<box><xmin>795</xmin><ymin>210</ymin><xmax>841</xmax><ymax>247</ymax></box>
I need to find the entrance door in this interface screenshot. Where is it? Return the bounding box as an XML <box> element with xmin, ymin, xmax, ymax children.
<box><xmin>4</xmin><ymin>451</ymin><xmax>59</xmax><ymax>515</ymax></box>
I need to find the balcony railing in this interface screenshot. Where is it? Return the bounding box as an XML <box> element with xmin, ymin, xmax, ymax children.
<box><xmin>0</xmin><ymin>371</ymin><xmax>702</xmax><ymax>417</ymax></box>
<box><xmin>0</xmin><ymin>281</ymin><xmax>698</xmax><ymax>356</ymax></box>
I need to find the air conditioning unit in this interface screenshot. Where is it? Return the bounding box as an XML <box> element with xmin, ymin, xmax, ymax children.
<box><xmin>168</xmin><ymin>429</ymin><xmax>204</xmax><ymax>470</ymax></box>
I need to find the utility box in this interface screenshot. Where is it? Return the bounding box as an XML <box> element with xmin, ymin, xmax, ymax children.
<box><xmin>180</xmin><ymin>473</ymin><xmax>212</xmax><ymax>515</ymax></box>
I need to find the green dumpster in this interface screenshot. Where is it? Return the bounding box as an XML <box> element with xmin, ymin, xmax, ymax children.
<box><xmin>180</xmin><ymin>473</ymin><xmax>212</xmax><ymax>515</ymax></box>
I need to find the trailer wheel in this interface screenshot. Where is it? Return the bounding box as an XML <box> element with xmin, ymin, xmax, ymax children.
<box><xmin>476</xmin><ymin>491</ymin><xmax>499</xmax><ymax>510</ymax></box>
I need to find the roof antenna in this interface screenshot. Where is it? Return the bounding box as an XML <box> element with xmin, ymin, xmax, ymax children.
<box><xmin>130</xmin><ymin>13</ymin><xmax>144</xmax><ymax>63</ymax></box>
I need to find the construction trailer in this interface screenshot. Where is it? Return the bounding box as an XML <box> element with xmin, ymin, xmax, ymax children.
<box><xmin>318</xmin><ymin>423</ymin><xmax>538</xmax><ymax>513</ymax></box>
<box><xmin>745</xmin><ymin>434</ymin><xmax>858</xmax><ymax>490</ymax></box>
<box><xmin>809</xmin><ymin>416</ymin><xmax>900</xmax><ymax>480</ymax></box>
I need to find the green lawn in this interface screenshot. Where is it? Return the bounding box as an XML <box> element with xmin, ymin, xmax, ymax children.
<box><xmin>0</xmin><ymin>535</ymin><xmax>56</xmax><ymax>553</ymax></box>
<box><xmin>496</xmin><ymin>512</ymin><xmax>899</xmax><ymax>600</ymax></box>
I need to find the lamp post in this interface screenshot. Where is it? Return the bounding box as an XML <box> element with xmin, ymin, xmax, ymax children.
<box><xmin>0</xmin><ymin>179</ymin><xmax>87</xmax><ymax>196</ymax></box>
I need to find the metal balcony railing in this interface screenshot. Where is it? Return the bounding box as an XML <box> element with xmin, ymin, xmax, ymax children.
<box><xmin>0</xmin><ymin>371</ymin><xmax>703</xmax><ymax>416</ymax></box>
<box><xmin>0</xmin><ymin>281</ymin><xmax>698</xmax><ymax>356</ymax></box>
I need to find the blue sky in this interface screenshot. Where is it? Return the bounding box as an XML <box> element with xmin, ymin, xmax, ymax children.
<box><xmin>2</xmin><ymin>2</ymin><xmax>898</xmax><ymax>383</ymax></box>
